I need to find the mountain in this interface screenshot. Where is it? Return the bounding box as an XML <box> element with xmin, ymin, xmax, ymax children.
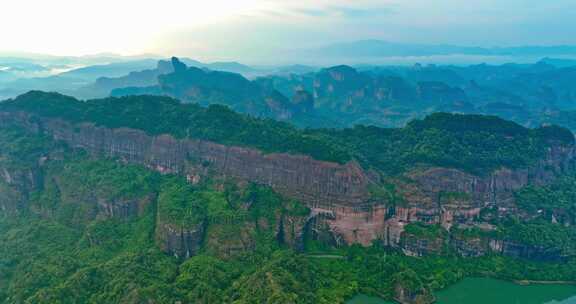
<box><xmin>0</xmin><ymin>61</ymin><xmax>48</xmax><ymax>74</ymax></box>
<box><xmin>258</xmin><ymin>61</ymin><xmax>576</xmax><ymax>129</ymax></box>
<box><xmin>0</xmin><ymin>57</ymin><xmax>264</xmax><ymax>100</ymax></box>
<box><xmin>195</xmin><ymin>61</ymin><xmax>256</xmax><ymax>74</ymax></box>
<box><xmin>539</xmin><ymin>57</ymin><xmax>576</xmax><ymax>68</ymax></box>
<box><xmin>57</xmin><ymin>59</ymin><xmax>159</xmax><ymax>81</ymax></box>
<box><xmin>73</xmin><ymin>60</ymin><xmax>176</xmax><ymax>99</ymax></box>
<box><xmin>1</xmin><ymin>91</ymin><xmax>576</xmax><ymax>303</ymax></box>
<box><xmin>111</xmin><ymin>57</ymin><xmax>319</xmax><ymax>125</ymax></box>
<box><xmin>60</xmin><ymin>58</ymin><xmax>258</xmax><ymax>82</ymax></box>
<box><xmin>267</xmin><ymin>64</ymin><xmax>318</xmax><ymax>75</ymax></box>
<box><xmin>7</xmin><ymin>55</ymin><xmax>576</xmax><ymax>133</ymax></box>
<box><xmin>316</xmin><ymin>40</ymin><xmax>576</xmax><ymax>58</ymax></box>
<box><xmin>0</xmin><ymin>57</ymin><xmax>163</xmax><ymax>100</ymax></box>
<box><xmin>103</xmin><ymin>58</ymin><xmax>576</xmax><ymax>131</ymax></box>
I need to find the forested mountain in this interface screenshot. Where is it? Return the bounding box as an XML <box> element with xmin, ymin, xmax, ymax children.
<box><xmin>5</xmin><ymin>54</ymin><xmax>576</xmax><ymax>132</ymax></box>
<box><xmin>0</xmin><ymin>56</ymin><xmax>263</xmax><ymax>101</ymax></box>
<box><xmin>1</xmin><ymin>91</ymin><xmax>576</xmax><ymax>303</ymax></box>
<box><xmin>104</xmin><ymin>57</ymin><xmax>576</xmax><ymax>131</ymax></box>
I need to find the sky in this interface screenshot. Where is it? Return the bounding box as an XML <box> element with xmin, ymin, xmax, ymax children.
<box><xmin>0</xmin><ymin>0</ymin><xmax>575</xmax><ymax>62</ymax></box>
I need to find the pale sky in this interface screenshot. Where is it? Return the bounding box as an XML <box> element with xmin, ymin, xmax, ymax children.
<box><xmin>1</xmin><ymin>0</ymin><xmax>575</xmax><ymax>61</ymax></box>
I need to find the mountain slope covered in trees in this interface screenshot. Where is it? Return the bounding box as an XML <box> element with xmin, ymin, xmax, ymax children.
<box><xmin>0</xmin><ymin>92</ymin><xmax>576</xmax><ymax>304</ymax></box>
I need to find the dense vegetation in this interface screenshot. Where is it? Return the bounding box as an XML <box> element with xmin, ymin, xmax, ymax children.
<box><xmin>0</xmin><ymin>126</ymin><xmax>318</xmax><ymax>303</ymax></box>
<box><xmin>0</xmin><ymin>125</ymin><xmax>62</xmax><ymax>169</ymax></box>
<box><xmin>2</xmin><ymin>91</ymin><xmax>573</xmax><ymax>175</ymax></box>
<box><xmin>404</xmin><ymin>223</ymin><xmax>447</xmax><ymax>240</ymax></box>
<box><xmin>1</xmin><ymin>91</ymin><xmax>351</xmax><ymax>164</ymax></box>
<box><xmin>515</xmin><ymin>174</ymin><xmax>576</xmax><ymax>221</ymax></box>
<box><xmin>1</xmin><ymin>92</ymin><xmax>576</xmax><ymax>303</ymax></box>
<box><xmin>503</xmin><ymin>220</ymin><xmax>576</xmax><ymax>256</ymax></box>
<box><xmin>0</xmin><ymin>153</ymin><xmax>312</xmax><ymax>303</ymax></box>
<box><xmin>100</xmin><ymin>58</ymin><xmax>576</xmax><ymax>134</ymax></box>
<box><xmin>505</xmin><ymin>176</ymin><xmax>576</xmax><ymax>256</ymax></box>
<box><xmin>4</xmin><ymin>209</ymin><xmax>576</xmax><ymax>304</ymax></box>
<box><xmin>322</xmin><ymin>113</ymin><xmax>573</xmax><ymax>174</ymax></box>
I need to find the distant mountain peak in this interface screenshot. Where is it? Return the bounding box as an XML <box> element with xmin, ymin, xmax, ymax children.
<box><xmin>171</xmin><ymin>57</ymin><xmax>188</xmax><ymax>73</ymax></box>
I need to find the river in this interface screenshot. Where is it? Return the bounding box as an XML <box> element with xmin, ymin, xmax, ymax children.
<box><xmin>347</xmin><ymin>278</ymin><xmax>576</xmax><ymax>304</ymax></box>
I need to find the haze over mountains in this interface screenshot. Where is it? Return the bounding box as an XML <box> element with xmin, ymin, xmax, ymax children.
<box><xmin>4</xmin><ymin>0</ymin><xmax>576</xmax><ymax>303</ymax></box>
<box><xmin>5</xmin><ymin>50</ymin><xmax>576</xmax><ymax>133</ymax></box>
<box><xmin>2</xmin><ymin>82</ymin><xmax>576</xmax><ymax>304</ymax></box>
<box><xmin>316</xmin><ymin>40</ymin><xmax>576</xmax><ymax>58</ymax></box>
<box><xmin>0</xmin><ymin>55</ymin><xmax>265</xmax><ymax>100</ymax></box>
<box><xmin>2</xmin><ymin>39</ymin><xmax>576</xmax><ymax>78</ymax></box>
<box><xmin>3</xmin><ymin>26</ymin><xmax>576</xmax><ymax>304</ymax></box>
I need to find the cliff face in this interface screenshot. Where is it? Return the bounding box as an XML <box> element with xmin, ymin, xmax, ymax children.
<box><xmin>398</xmin><ymin>145</ymin><xmax>575</xmax><ymax>222</ymax></box>
<box><xmin>308</xmin><ymin>205</ymin><xmax>389</xmax><ymax>246</ymax></box>
<box><xmin>155</xmin><ymin>221</ymin><xmax>205</xmax><ymax>259</ymax></box>
<box><xmin>0</xmin><ymin>110</ymin><xmax>574</xmax><ymax>259</ymax></box>
<box><xmin>96</xmin><ymin>196</ymin><xmax>152</xmax><ymax>219</ymax></box>
<box><xmin>393</xmin><ymin>231</ymin><xmax>568</xmax><ymax>262</ymax></box>
<box><xmin>406</xmin><ymin>145</ymin><xmax>574</xmax><ymax>208</ymax></box>
<box><xmin>0</xmin><ymin>166</ymin><xmax>41</xmax><ymax>214</ymax></box>
<box><xmin>0</xmin><ymin>112</ymin><xmax>372</xmax><ymax>208</ymax></box>
<box><xmin>154</xmin><ymin>58</ymin><xmax>313</xmax><ymax>122</ymax></box>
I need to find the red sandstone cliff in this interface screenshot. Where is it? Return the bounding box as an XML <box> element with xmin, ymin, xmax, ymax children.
<box><xmin>0</xmin><ymin>111</ymin><xmax>574</xmax><ymax>253</ymax></box>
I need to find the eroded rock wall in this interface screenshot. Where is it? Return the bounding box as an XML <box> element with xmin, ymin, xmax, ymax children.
<box><xmin>0</xmin><ymin>112</ymin><xmax>371</xmax><ymax>208</ymax></box>
<box><xmin>1</xmin><ymin>111</ymin><xmax>575</xmax><ymax>254</ymax></box>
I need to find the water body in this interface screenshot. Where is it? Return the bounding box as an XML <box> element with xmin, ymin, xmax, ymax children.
<box><xmin>347</xmin><ymin>278</ymin><xmax>576</xmax><ymax>304</ymax></box>
<box><xmin>435</xmin><ymin>278</ymin><xmax>576</xmax><ymax>304</ymax></box>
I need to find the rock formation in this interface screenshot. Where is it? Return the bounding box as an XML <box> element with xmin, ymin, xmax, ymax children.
<box><xmin>0</xmin><ymin>109</ymin><xmax>574</xmax><ymax>260</ymax></box>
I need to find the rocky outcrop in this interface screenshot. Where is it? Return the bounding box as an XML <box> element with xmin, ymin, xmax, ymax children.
<box><xmin>402</xmin><ymin>146</ymin><xmax>575</xmax><ymax>218</ymax></box>
<box><xmin>96</xmin><ymin>196</ymin><xmax>153</xmax><ymax>219</ymax></box>
<box><xmin>291</xmin><ymin>90</ymin><xmax>314</xmax><ymax>113</ymax></box>
<box><xmin>0</xmin><ymin>165</ymin><xmax>43</xmax><ymax>214</ymax></box>
<box><xmin>277</xmin><ymin>214</ymin><xmax>308</xmax><ymax>250</ymax></box>
<box><xmin>489</xmin><ymin>240</ymin><xmax>565</xmax><ymax>261</ymax></box>
<box><xmin>310</xmin><ymin>204</ymin><xmax>388</xmax><ymax>246</ymax></box>
<box><xmin>400</xmin><ymin>235</ymin><xmax>445</xmax><ymax>257</ymax></box>
<box><xmin>0</xmin><ymin>110</ymin><xmax>574</xmax><ymax>257</ymax></box>
<box><xmin>264</xmin><ymin>90</ymin><xmax>295</xmax><ymax>120</ymax></box>
<box><xmin>450</xmin><ymin>235</ymin><xmax>490</xmax><ymax>257</ymax></box>
<box><xmin>394</xmin><ymin>284</ymin><xmax>435</xmax><ymax>304</ymax></box>
<box><xmin>0</xmin><ymin>112</ymin><xmax>372</xmax><ymax>209</ymax></box>
<box><xmin>0</xmin><ymin>178</ymin><xmax>28</xmax><ymax>215</ymax></box>
<box><xmin>155</xmin><ymin>221</ymin><xmax>205</xmax><ymax>259</ymax></box>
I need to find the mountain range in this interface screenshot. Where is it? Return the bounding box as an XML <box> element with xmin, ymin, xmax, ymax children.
<box><xmin>315</xmin><ymin>40</ymin><xmax>576</xmax><ymax>58</ymax></box>
<box><xmin>97</xmin><ymin>57</ymin><xmax>576</xmax><ymax>132</ymax></box>
<box><xmin>1</xmin><ymin>90</ymin><xmax>576</xmax><ymax>303</ymax></box>
<box><xmin>2</xmin><ymin>49</ymin><xmax>576</xmax><ymax>303</ymax></box>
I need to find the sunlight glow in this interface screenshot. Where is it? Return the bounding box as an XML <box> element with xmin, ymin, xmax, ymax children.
<box><xmin>0</xmin><ymin>0</ymin><xmax>573</xmax><ymax>58</ymax></box>
<box><xmin>0</xmin><ymin>0</ymin><xmax>266</xmax><ymax>55</ymax></box>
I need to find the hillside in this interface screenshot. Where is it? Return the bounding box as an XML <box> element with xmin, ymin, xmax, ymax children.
<box><xmin>4</xmin><ymin>91</ymin><xmax>572</xmax><ymax>175</ymax></box>
<box><xmin>0</xmin><ymin>91</ymin><xmax>576</xmax><ymax>303</ymax></box>
<box><xmin>103</xmin><ymin>58</ymin><xmax>576</xmax><ymax>132</ymax></box>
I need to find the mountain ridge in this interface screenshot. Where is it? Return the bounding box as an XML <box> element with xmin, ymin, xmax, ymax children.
<box><xmin>315</xmin><ymin>40</ymin><xmax>576</xmax><ymax>58</ymax></box>
<box><xmin>2</xmin><ymin>91</ymin><xmax>576</xmax><ymax>303</ymax></box>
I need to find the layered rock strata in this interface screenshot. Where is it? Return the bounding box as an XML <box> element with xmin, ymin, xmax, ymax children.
<box><xmin>0</xmin><ymin>111</ymin><xmax>574</xmax><ymax>256</ymax></box>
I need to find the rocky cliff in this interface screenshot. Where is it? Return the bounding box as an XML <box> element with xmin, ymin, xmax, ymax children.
<box><xmin>0</xmin><ymin>112</ymin><xmax>371</xmax><ymax>206</ymax></box>
<box><xmin>0</xmin><ymin>108</ymin><xmax>574</xmax><ymax>260</ymax></box>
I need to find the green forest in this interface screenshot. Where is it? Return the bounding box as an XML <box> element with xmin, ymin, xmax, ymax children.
<box><xmin>3</xmin><ymin>91</ymin><xmax>573</xmax><ymax>175</ymax></box>
<box><xmin>0</xmin><ymin>92</ymin><xmax>575</xmax><ymax>303</ymax></box>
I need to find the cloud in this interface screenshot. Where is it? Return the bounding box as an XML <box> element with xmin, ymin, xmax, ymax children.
<box><xmin>0</xmin><ymin>0</ymin><xmax>575</xmax><ymax>59</ymax></box>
